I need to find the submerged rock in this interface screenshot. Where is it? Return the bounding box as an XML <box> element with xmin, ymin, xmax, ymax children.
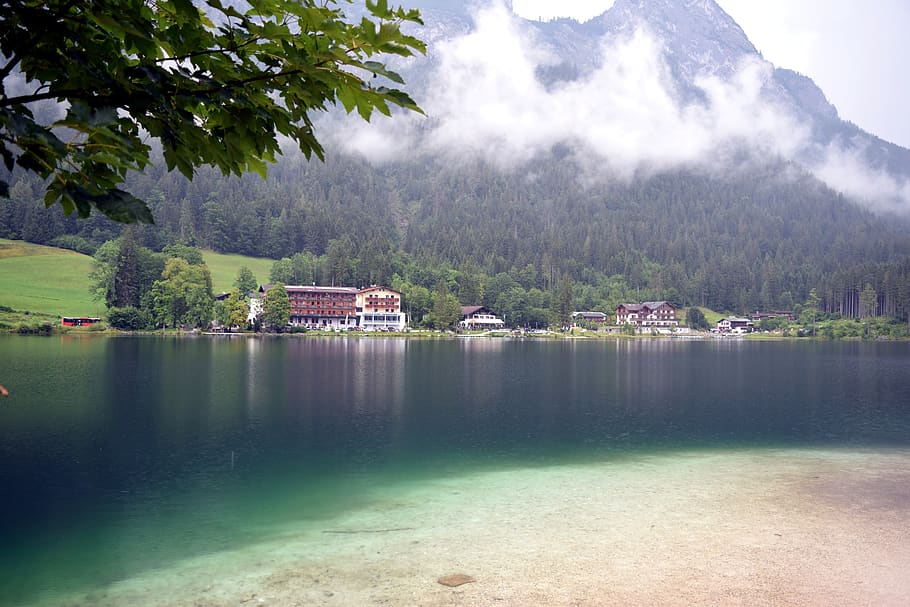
<box><xmin>437</xmin><ymin>574</ymin><xmax>476</xmax><ymax>587</ymax></box>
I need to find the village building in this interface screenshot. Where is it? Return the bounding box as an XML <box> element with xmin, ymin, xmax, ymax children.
<box><xmin>286</xmin><ymin>285</ymin><xmax>359</xmax><ymax>329</ymax></box>
<box><xmin>356</xmin><ymin>286</ymin><xmax>407</xmax><ymax>331</ymax></box>
<box><xmin>460</xmin><ymin>306</ymin><xmax>505</xmax><ymax>331</ymax></box>
<box><xmin>572</xmin><ymin>311</ymin><xmax>609</xmax><ymax>324</ymax></box>
<box><xmin>614</xmin><ymin>301</ymin><xmax>679</xmax><ymax>328</ymax></box>
<box><xmin>250</xmin><ymin>284</ymin><xmax>406</xmax><ymax>330</ymax></box>
<box><xmin>251</xmin><ymin>284</ymin><xmax>358</xmax><ymax>329</ymax></box>
<box><xmin>750</xmin><ymin>310</ymin><xmax>795</xmax><ymax>323</ymax></box>
<box><xmin>717</xmin><ymin>316</ymin><xmax>755</xmax><ymax>333</ymax></box>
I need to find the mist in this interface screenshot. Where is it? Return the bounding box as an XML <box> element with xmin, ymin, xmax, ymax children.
<box><xmin>329</xmin><ymin>1</ymin><xmax>909</xmax><ymax>212</ymax></box>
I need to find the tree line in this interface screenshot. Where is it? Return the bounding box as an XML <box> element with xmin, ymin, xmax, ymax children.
<box><xmin>4</xmin><ymin>147</ymin><xmax>910</xmax><ymax>326</ymax></box>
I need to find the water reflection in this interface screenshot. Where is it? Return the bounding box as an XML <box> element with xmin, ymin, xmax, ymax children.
<box><xmin>1</xmin><ymin>336</ymin><xmax>909</xmax><ymax>605</ymax></box>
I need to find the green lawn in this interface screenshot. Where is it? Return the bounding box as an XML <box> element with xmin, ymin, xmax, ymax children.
<box><xmin>0</xmin><ymin>239</ymin><xmax>98</xmax><ymax>317</ymax></box>
<box><xmin>201</xmin><ymin>250</ymin><xmax>275</xmax><ymax>294</ymax></box>
<box><xmin>0</xmin><ymin>240</ymin><xmax>275</xmax><ymax>316</ymax></box>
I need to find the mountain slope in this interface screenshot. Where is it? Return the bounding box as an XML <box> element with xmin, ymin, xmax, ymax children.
<box><xmin>2</xmin><ymin>0</ymin><xmax>910</xmax><ymax>320</ymax></box>
<box><xmin>398</xmin><ymin>0</ymin><xmax>909</xmax><ymax>212</ymax></box>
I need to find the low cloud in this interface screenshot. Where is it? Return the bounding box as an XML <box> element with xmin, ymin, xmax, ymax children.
<box><xmin>810</xmin><ymin>144</ymin><xmax>910</xmax><ymax>213</ymax></box>
<box><xmin>329</xmin><ymin>1</ymin><xmax>909</xmax><ymax>211</ymax></box>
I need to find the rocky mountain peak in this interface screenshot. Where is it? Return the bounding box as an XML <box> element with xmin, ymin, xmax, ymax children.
<box><xmin>592</xmin><ymin>0</ymin><xmax>758</xmax><ymax>80</ymax></box>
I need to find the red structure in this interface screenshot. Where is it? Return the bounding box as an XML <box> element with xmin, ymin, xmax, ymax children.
<box><xmin>61</xmin><ymin>316</ymin><xmax>101</xmax><ymax>327</ymax></box>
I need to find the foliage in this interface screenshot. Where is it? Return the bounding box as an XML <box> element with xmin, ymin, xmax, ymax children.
<box><xmin>4</xmin><ymin>143</ymin><xmax>910</xmax><ymax>329</ymax></box>
<box><xmin>816</xmin><ymin>316</ymin><xmax>909</xmax><ymax>340</ymax></box>
<box><xmin>215</xmin><ymin>289</ymin><xmax>250</xmax><ymax>330</ymax></box>
<box><xmin>107</xmin><ymin>306</ymin><xmax>151</xmax><ymax>330</ymax></box>
<box><xmin>686</xmin><ymin>307</ymin><xmax>708</xmax><ymax>330</ymax></box>
<box><xmin>261</xmin><ymin>283</ymin><xmax>290</xmax><ymax>330</ymax></box>
<box><xmin>0</xmin><ymin>0</ymin><xmax>425</xmax><ymax>223</ymax></box>
<box><xmin>162</xmin><ymin>243</ymin><xmax>205</xmax><ymax>266</ymax></box>
<box><xmin>234</xmin><ymin>266</ymin><xmax>258</xmax><ymax>296</ymax></box>
<box><xmin>48</xmin><ymin>234</ymin><xmax>97</xmax><ymax>255</ymax></box>
<box><xmin>149</xmin><ymin>257</ymin><xmax>214</xmax><ymax>328</ymax></box>
<box><xmin>426</xmin><ymin>279</ymin><xmax>460</xmax><ymax>330</ymax></box>
<box><xmin>800</xmin><ymin>288</ymin><xmax>821</xmax><ymax>335</ymax></box>
<box><xmin>553</xmin><ymin>275</ymin><xmax>574</xmax><ymax>328</ymax></box>
<box><xmin>15</xmin><ymin>321</ymin><xmax>54</xmax><ymax>335</ymax></box>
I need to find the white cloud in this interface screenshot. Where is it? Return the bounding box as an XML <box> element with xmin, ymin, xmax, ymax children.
<box><xmin>329</xmin><ymin>1</ymin><xmax>909</xmax><ymax>210</ymax></box>
<box><xmin>811</xmin><ymin>144</ymin><xmax>910</xmax><ymax>213</ymax></box>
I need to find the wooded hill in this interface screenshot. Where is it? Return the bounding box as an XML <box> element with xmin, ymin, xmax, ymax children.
<box><xmin>3</xmin><ymin>148</ymin><xmax>910</xmax><ymax>324</ymax></box>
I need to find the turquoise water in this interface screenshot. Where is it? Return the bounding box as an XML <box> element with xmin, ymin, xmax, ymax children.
<box><xmin>1</xmin><ymin>336</ymin><xmax>909</xmax><ymax>604</ymax></box>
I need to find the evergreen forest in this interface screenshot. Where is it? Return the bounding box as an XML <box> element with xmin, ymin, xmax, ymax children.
<box><xmin>3</xmin><ymin>148</ymin><xmax>910</xmax><ymax>327</ymax></box>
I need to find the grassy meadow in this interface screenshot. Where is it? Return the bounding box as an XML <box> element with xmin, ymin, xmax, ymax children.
<box><xmin>0</xmin><ymin>239</ymin><xmax>98</xmax><ymax>317</ymax></box>
<box><xmin>0</xmin><ymin>239</ymin><xmax>276</xmax><ymax>320</ymax></box>
<box><xmin>201</xmin><ymin>250</ymin><xmax>274</xmax><ymax>294</ymax></box>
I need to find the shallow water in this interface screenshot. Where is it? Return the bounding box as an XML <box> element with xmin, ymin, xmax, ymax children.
<box><xmin>1</xmin><ymin>336</ymin><xmax>909</xmax><ymax>605</ymax></box>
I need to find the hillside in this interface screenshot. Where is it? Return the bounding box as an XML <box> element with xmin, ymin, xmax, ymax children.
<box><xmin>201</xmin><ymin>251</ymin><xmax>275</xmax><ymax>295</ymax></box>
<box><xmin>0</xmin><ymin>239</ymin><xmax>277</xmax><ymax>316</ymax></box>
<box><xmin>1</xmin><ymin>0</ymin><xmax>910</xmax><ymax>323</ymax></box>
<box><xmin>0</xmin><ymin>239</ymin><xmax>96</xmax><ymax>316</ymax></box>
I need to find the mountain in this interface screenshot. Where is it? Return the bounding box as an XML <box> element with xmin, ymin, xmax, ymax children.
<box><xmin>397</xmin><ymin>0</ymin><xmax>909</xmax><ymax>212</ymax></box>
<box><xmin>3</xmin><ymin>0</ymin><xmax>910</xmax><ymax>322</ymax></box>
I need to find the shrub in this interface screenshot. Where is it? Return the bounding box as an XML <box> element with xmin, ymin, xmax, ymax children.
<box><xmin>16</xmin><ymin>322</ymin><xmax>54</xmax><ymax>335</ymax></box>
<box><xmin>107</xmin><ymin>306</ymin><xmax>152</xmax><ymax>331</ymax></box>
<box><xmin>48</xmin><ymin>235</ymin><xmax>98</xmax><ymax>255</ymax></box>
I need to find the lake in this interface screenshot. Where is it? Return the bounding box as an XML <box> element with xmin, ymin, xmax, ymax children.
<box><xmin>2</xmin><ymin>336</ymin><xmax>909</xmax><ymax>606</ymax></box>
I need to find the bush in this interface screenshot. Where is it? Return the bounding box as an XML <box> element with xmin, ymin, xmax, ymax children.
<box><xmin>686</xmin><ymin>307</ymin><xmax>709</xmax><ymax>330</ymax></box>
<box><xmin>107</xmin><ymin>306</ymin><xmax>152</xmax><ymax>331</ymax></box>
<box><xmin>16</xmin><ymin>322</ymin><xmax>54</xmax><ymax>335</ymax></box>
<box><xmin>48</xmin><ymin>235</ymin><xmax>98</xmax><ymax>255</ymax></box>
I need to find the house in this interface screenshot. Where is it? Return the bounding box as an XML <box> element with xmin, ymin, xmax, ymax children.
<box><xmin>460</xmin><ymin>306</ymin><xmax>505</xmax><ymax>330</ymax></box>
<box><xmin>717</xmin><ymin>316</ymin><xmax>755</xmax><ymax>333</ymax></box>
<box><xmin>572</xmin><ymin>311</ymin><xmax>608</xmax><ymax>324</ymax></box>
<box><xmin>750</xmin><ymin>310</ymin><xmax>795</xmax><ymax>323</ymax></box>
<box><xmin>615</xmin><ymin>302</ymin><xmax>679</xmax><ymax>328</ymax></box>
<box><xmin>356</xmin><ymin>286</ymin><xmax>407</xmax><ymax>331</ymax></box>
<box><xmin>251</xmin><ymin>284</ymin><xmax>359</xmax><ymax>329</ymax></box>
<box><xmin>286</xmin><ymin>285</ymin><xmax>359</xmax><ymax>329</ymax></box>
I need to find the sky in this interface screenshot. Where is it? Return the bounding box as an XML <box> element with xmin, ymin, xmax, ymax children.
<box><xmin>511</xmin><ymin>0</ymin><xmax>910</xmax><ymax>149</ymax></box>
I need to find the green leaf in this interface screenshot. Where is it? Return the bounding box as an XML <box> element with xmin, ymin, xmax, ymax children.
<box><xmin>88</xmin><ymin>189</ymin><xmax>155</xmax><ymax>224</ymax></box>
<box><xmin>362</xmin><ymin>61</ymin><xmax>405</xmax><ymax>84</ymax></box>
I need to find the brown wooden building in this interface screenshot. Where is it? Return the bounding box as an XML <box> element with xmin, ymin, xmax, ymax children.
<box><xmin>285</xmin><ymin>285</ymin><xmax>359</xmax><ymax>328</ymax></box>
<box><xmin>615</xmin><ymin>301</ymin><xmax>679</xmax><ymax>328</ymax></box>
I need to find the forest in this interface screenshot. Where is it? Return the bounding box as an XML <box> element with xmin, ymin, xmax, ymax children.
<box><xmin>2</xmin><ymin>146</ymin><xmax>910</xmax><ymax>327</ymax></box>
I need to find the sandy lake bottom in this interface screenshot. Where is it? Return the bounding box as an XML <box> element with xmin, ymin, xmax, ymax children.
<box><xmin>30</xmin><ymin>448</ymin><xmax>910</xmax><ymax>607</ymax></box>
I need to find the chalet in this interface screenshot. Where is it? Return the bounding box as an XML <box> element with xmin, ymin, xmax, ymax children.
<box><xmin>572</xmin><ymin>311</ymin><xmax>608</xmax><ymax>324</ymax></box>
<box><xmin>614</xmin><ymin>302</ymin><xmax>679</xmax><ymax>328</ymax></box>
<box><xmin>750</xmin><ymin>310</ymin><xmax>795</xmax><ymax>323</ymax></box>
<box><xmin>251</xmin><ymin>284</ymin><xmax>359</xmax><ymax>329</ymax></box>
<box><xmin>356</xmin><ymin>286</ymin><xmax>406</xmax><ymax>331</ymax></box>
<box><xmin>460</xmin><ymin>306</ymin><xmax>505</xmax><ymax>330</ymax></box>
<box><xmin>717</xmin><ymin>316</ymin><xmax>755</xmax><ymax>333</ymax></box>
<box><xmin>286</xmin><ymin>285</ymin><xmax>358</xmax><ymax>329</ymax></box>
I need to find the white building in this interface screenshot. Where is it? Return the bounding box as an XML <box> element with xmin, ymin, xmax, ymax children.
<box><xmin>460</xmin><ymin>306</ymin><xmax>505</xmax><ymax>330</ymax></box>
<box><xmin>356</xmin><ymin>286</ymin><xmax>407</xmax><ymax>331</ymax></box>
